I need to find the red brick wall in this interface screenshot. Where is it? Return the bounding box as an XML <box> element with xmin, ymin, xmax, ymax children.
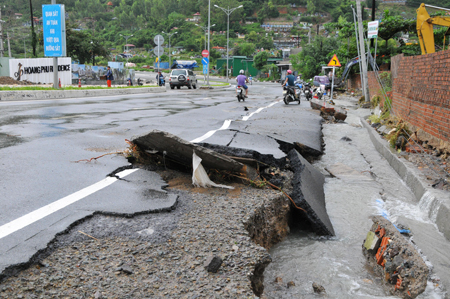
<box><xmin>367</xmin><ymin>71</ymin><xmax>380</xmax><ymax>100</ymax></box>
<box><xmin>390</xmin><ymin>51</ymin><xmax>450</xmax><ymax>143</ymax></box>
<box><xmin>347</xmin><ymin>73</ymin><xmax>361</xmax><ymax>90</ymax></box>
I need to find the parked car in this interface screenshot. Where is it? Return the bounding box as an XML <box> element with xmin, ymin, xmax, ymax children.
<box><xmin>169</xmin><ymin>69</ymin><xmax>198</xmax><ymax>89</ymax></box>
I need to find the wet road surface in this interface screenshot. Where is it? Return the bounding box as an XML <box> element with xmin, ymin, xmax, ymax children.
<box><xmin>0</xmin><ymin>81</ymin><xmax>318</xmax><ymax>276</ymax></box>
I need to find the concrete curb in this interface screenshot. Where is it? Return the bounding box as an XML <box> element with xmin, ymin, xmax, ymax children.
<box><xmin>0</xmin><ymin>86</ymin><xmax>166</xmax><ymax>102</ymax></box>
<box><xmin>361</xmin><ymin>117</ymin><xmax>450</xmax><ymax>241</ymax></box>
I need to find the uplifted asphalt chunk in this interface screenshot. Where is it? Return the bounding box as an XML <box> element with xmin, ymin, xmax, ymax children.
<box><xmin>288</xmin><ymin>149</ymin><xmax>335</xmax><ymax>236</ymax></box>
<box><xmin>132</xmin><ymin>130</ymin><xmax>245</xmax><ymax>173</ymax></box>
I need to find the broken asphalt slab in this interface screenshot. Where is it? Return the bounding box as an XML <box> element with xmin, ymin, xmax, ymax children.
<box><xmin>200</xmin><ymin>103</ymin><xmax>324</xmax><ymax>158</ymax></box>
<box><xmin>288</xmin><ymin>149</ymin><xmax>335</xmax><ymax>236</ymax></box>
<box><xmin>0</xmin><ymin>168</ymin><xmax>177</xmax><ymax>279</ymax></box>
<box><xmin>131</xmin><ymin>130</ymin><xmax>245</xmax><ymax>173</ymax></box>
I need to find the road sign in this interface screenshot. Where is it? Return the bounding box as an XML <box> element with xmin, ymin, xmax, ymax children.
<box><xmin>42</xmin><ymin>4</ymin><xmax>66</xmax><ymax>57</ymax></box>
<box><xmin>154</xmin><ymin>46</ymin><xmax>164</xmax><ymax>56</ymax></box>
<box><xmin>368</xmin><ymin>21</ymin><xmax>379</xmax><ymax>39</ymax></box>
<box><xmin>327</xmin><ymin>54</ymin><xmax>341</xmax><ymax>67</ymax></box>
<box><xmin>201</xmin><ymin>57</ymin><xmax>209</xmax><ymax>65</ymax></box>
<box><xmin>202</xmin><ymin>49</ymin><xmax>209</xmax><ymax>57</ymax></box>
<box><xmin>154</xmin><ymin>35</ymin><xmax>164</xmax><ymax>46</ymax></box>
<box><xmin>203</xmin><ymin>64</ymin><xmax>208</xmax><ymax>75</ymax></box>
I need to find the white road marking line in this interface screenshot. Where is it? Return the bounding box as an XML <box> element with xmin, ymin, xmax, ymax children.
<box><xmin>0</xmin><ymin>168</ymin><xmax>138</xmax><ymax>240</ymax></box>
<box><xmin>242</xmin><ymin>101</ymin><xmax>280</xmax><ymax>121</ymax></box>
<box><xmin>190</xmin><ymin>119</ymin><xmax>232</xmax><ymax>143</ymax></box>
<box><xmin>191</xmin><ymin>100</ymin><xmax>281</xmax><ymax>143</ymax></box>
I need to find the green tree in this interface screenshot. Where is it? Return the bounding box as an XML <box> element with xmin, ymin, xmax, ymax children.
<box><xmin>290</xmin><ymin>35</ymin><xmax>339</xmax><ymax>79</ymax></box>
<box><xmin>253</xmin><ymin>50</ymin><xmax>270</xmax><ymax>70</ymax></box>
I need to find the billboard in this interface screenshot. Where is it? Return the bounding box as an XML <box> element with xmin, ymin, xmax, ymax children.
<box><xmin>9</xmin><ymin>58</ymin><xmax>72</xmax><ymax>85</ymax></box>
<box><xmin>42</xmin><ymin>4</ymin><xmax>66</xmax><ymax>57</ymax></box>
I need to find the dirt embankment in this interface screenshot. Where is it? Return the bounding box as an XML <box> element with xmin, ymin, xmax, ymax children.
<box><xmin>0</xmin><ymin>76</ymin><xmax>36</xmax><ymax>85</ymax></box>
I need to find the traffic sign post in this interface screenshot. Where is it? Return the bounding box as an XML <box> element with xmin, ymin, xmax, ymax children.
<box><xmin>42</xmin><ymin>3</ymin><xmax>66</xmax><ymax>89</ymax></box>
<box><xmin>201</xmin><ymin>57</ymin><xmax>209</xmax><ymax>65</ymax></box>
<box><xmin>327</xmin><ymin>54</ymin><xmax>341</xmax><ymax>101</ymax></box>
<box><xmin>154</xmin><ymin>35</ymin><xmax>164</xmax><ymax>72</ymax></box>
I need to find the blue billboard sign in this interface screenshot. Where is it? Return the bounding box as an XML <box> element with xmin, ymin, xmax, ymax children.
<box><xmin>42</xmin><ymin>4</ymin><xmax>66</xmax><ymax>57</ymax></box>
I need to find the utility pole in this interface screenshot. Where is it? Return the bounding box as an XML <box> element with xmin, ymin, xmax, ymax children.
<box><xmin>0</xmin><ymin>8</ymin><xmax>4</xmax><ymax>58</ymax></box>
<box><xmin>206</xmin><ymin>0</ymin><xmax>211</xmax><ymax>86</ymax></box>
<box><xmin>371</xmin><ymin>0</ymin><xmax>376</xmax><ymax>48</ymax></box>
<box><xmin>51</xmin><ymin>0</ymin><xmax>58</xmax><ymax>89</ymax></box>
<box><xmin>356</xmin><ymin>0</ymin><xmax>370</xmax><ymax>102</ymax></box>
<box><xmin>214</xmin><ymin>4</ymin><xmax>243</xmax><ymax>82</ymax></box>
<box><xmin>351</xmin><ymin>5</ymin><xmax>364</xmax><ymax>97</ymax></box>
<box><xmin>7</xmin><ymin>32</ymin><xmax>11</xmax><ymax>57</ymax></box>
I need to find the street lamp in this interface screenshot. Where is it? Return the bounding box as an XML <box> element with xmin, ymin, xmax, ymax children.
<box><xmin>119</xmin><ymin>34</ymin><xmax>133</xmax><ymax>66</ymax></box>
<box><xmin>162</xmin><ymin>31</ymin><xmax>177</xmax><ymax>69</ymax></box>
<box><xmin>214</xmin><ymin>4</ymin><xmax>243</xmax><ymax>82</ymax></box>
<box><xmin>195</xmin><ymin>24</ymin><xmax>215</xmax><ymax>50</ymax></box>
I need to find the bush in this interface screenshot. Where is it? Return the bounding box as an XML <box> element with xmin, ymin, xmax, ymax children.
<box><xmin>129</xmin><ymin>56</ymin><xmax>146</xmax><ymax>63</ymax></box>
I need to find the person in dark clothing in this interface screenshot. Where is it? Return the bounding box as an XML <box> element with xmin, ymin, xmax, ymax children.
<box><xmin>105</xmin><ymin>66</ymin><xmax>114</xmax><ymax>87</ymax></box>
<box><xmin>282</xmin><ymin>70</ymin><xmax>297</xmax><ymax>99</ymax></box>
<box><xmin>156</xmin><ymin>72</ymin><xmax>164</xmax><ymax>86</ymax></box>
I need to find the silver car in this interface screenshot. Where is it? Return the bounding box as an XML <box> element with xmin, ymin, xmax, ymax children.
<box><xmin>169</xmin><ymin>69</ymin><xmax>198</xmax><ymax>89</ymax></box>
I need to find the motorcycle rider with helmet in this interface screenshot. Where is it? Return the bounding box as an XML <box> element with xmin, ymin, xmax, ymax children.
<box><xmin>282</xmin><ymin>70</ymin><xmax>298</xmax><ymax>100</ymax></box>
<box><xmin>236</xmin><ymin>69</ymin><xmax>249</xmax><ymax>98</ymax></box>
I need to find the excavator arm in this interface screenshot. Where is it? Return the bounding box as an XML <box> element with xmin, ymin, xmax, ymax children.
<box><xmin>417</xmin><ymin>3</ymin><xmax>450</xmax><ymax>54</ymax></box>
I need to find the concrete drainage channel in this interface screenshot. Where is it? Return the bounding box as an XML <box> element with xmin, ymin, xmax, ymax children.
<box><xmin>362</xmin><ymin>118</ymin><xmax>450</xmax><ymax>241</ymax></box>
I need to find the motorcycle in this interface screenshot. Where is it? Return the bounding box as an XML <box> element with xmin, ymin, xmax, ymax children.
<box><xmin>236</xmin><ymin>85</ymin><xmax>245</xmax><ymax>102</ymax></box>
<box><xmin>127</xmin><ymin>78</ymin><xmax>133</xmax><ymax>86</ymax></box>
<box><xmin>313</xmin><ymin>86</ymin><xmax>323</xmax><ymax>100</ymax></box>
<box><xmin>294</xmin><ymin>79</ymin><xmax>303</xmax><ymax>99</ymax></box>
<box><xmin>137</xmin><ymin>78</ymin><xmax>144</xmax><ymax>86</ymax></box>
<box><xmin>282</xmin><ymin>85</ymin><xmax>300</xmax><ymax>105</ymax></box>
<box><xmin>303</xmin><ymin>82</ymin><xmax>312</xmax><ymax>101</ymax></box>
<box><xmin>159</xmin><ymin>76</ymin><xmax>165</xmax><ymax>86</ymax></box>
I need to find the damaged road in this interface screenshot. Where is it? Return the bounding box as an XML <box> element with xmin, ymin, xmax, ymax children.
<box><xmin>0</xmin><ymin>82</ymin><xmax>334</xmax><ymax>289</ymax></box>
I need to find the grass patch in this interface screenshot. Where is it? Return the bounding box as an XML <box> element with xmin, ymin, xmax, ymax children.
<box><xmin>209</xmin><ymin>82</ymin><xmax>229</xmax><ymax>87</ymax></box>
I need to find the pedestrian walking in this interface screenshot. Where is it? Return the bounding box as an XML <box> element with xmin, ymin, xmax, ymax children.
<box><xmin>105</xmin><ymin>66</ymin><xmax>114</xmax><ymax>88</ymax></box>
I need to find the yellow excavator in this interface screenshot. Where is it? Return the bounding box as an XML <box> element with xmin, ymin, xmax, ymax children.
<box><xmin>417</xmin><ymin>3</ymin><xmax>450</xmax><ymax>54</ymax></box>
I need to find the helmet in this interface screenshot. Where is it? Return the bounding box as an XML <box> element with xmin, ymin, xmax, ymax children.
<box><xmin>287</xmin><ymin>70</ymin><xmax>292</xmax><ymax>74</ymax></box>
<box><xmin>240</xmin><ymin>69</ymin><xmax>244</xmax><ymax>74</ymax></box>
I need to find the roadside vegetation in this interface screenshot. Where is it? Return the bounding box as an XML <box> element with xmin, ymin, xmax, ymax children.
<box><xmin>2</xmin><ymin>0</ymin><xmax>450</xmax><ymax>79</ymax></box>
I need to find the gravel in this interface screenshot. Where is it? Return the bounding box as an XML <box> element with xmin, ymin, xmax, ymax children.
<box><xmin>0</xmin><ymin>171</ymin><xmax>275</xmax><ymax>298</ymax></box>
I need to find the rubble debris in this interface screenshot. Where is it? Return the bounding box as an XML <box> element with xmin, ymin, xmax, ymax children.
<box><xmin>312</xmin><ymin>282</ymin><xmax>326</xmax><ymax>294</ymax></box>
<box><xmin>0</xmin><ymin>76</ymin><xmax>36</xmax><ymax>85</ymax></box>
<box><xmin>131</xmin><ymin>130</ymin><xmax>245</xmax><ymax>173</ymax></box>
<box><xmin>288</xmin><ymin>149</ymin><xmax>335</xmax><ymax>236</ymax></box>
<box><xmin>362</xmin><ymin>216</ymin><xmax>428</xmax><ymax>298</ymax></box>
<box><xmin>310</xmin><ymin>99</ymin><xmax>347</xmax><ymax>122</ymax></box>
<box><xmin>287</xmin><ymin>281</ymin><xmax>295</xmax><ymax>288</ymax></box>
<box><xmin>204</xmin><ymin>255</ymin><xmax>222</xmax><ymax>273</ymax></box>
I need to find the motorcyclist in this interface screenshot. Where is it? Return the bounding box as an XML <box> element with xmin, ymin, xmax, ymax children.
<box><xmin>236</xmin><ymin>69</ymin><xmax>249</xmax><ymax>98</ymax></box>
<box><xmin>282</xmin><ymin>70</ymin><xmax>297</xmax><ymax>99</ymax></box>
<box><xmin>156</xmin><ymin>71</ymin><xmax>164</xmax><ymax>86</ymax></box>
